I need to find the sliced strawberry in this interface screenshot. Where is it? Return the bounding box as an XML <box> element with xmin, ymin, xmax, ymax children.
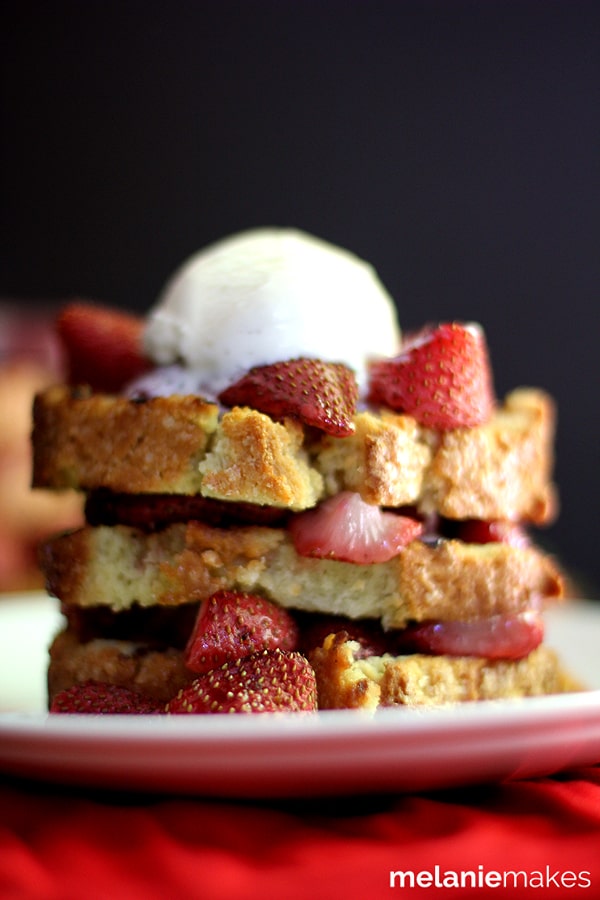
<box><xmin>50</xmin><ymin>680</ymin><xmax>163</xmax><ymax>714</ymax></box>
<box><xmin>456</xmin><ymin>519</ymin><xmax>531</xmax><ymax>549</ymax></box>
<box><xmin>166</xmin><ymin>649</ymin><xmax>317</xmax><ymax>714</ymax></box>
<box><xmin>184</xmin><ymin>590</ymin><xmax>298</xmax><ymax>675</ymax></box>
<box><xmin>394</xmin><ymin>611</ymin><xmax>544</xmax><ymax>660</ymax></box>
<box><xmin>289</xmin><ymin>491</ymin><xmax>423</xmax><ymax>563</ymax></box>
<box><xmin>368</xmin><ymin>322</ymin><xmax>495</xmax><ymax>429</ymax></box>
<box><xmin>57</xmin><ymin>301</ymin><xmax>151</xmax><ymax>393</ymax></box>
<box><xmin>218</xmin><ymin>358</ymin><xmax>358</xmax><ymax>436</ymax></box>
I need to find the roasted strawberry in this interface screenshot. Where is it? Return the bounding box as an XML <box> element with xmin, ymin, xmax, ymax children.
<box><xmin>218</xmin><ymin>357</ymin><xmax>358</xmax><ymax>436</ymax></box>
<box><xmin>184</xmin><ymin>590</ymin><xmax>298</xmax><ymax>674</ymax></box>
<box><xmin>167</xmin><ymin>649</ymin><xmax>317</xmax><ymax>714</ymax></box>
<box><xmin>289</xmin><ymin>491</ymin><xmax>423</xmax><ymax>563</ymax></box>
<box><xmin>456</xmin><ymin>519</ymin><xmax>531</xmax><ymax>549</ymax></box>
<box><xmin>57</xmin><ymin>301</ymin><xmax>151</xmax><ymax>393</ymax></box>
<box><xmin>368</xmin><ymin>322</ymin><xmax>495</xmax><ymax>429</ymax></box>
<box><xmin>394</xmin><ymin>611</ymin><xmax>544</xmax><ymax>660</ymax></box>
<box><xmin>50</xmin><ymin>680</ymin><xmax>163</xmax><ymax>714</ymax></box>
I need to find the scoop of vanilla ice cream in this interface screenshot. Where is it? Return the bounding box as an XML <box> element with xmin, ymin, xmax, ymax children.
<box><xmin>142</xmin><ymin>228</ymin><xmax>400</xmax><ymax>398</ymax></box>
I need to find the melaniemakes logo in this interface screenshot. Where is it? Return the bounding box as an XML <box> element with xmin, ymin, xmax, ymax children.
<box><xmin>389</xmin><ymin>865</ymin><xmax>592</xmax><ymax>890</ymax></box>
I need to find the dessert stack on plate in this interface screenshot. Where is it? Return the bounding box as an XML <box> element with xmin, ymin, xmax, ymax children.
<box><xmin>31</xmin><ymin>229</ymin><xmax>577</xmax><ymax>713</ymax></box>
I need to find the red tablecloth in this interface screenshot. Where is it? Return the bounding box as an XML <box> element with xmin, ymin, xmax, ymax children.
<box><xmin>2</xmin><ymin>768</ymin><xmax>600</xmax><ymax>899</ymax></box>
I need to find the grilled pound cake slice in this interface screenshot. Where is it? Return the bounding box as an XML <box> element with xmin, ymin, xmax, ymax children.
<box><xmin>40</xmin><ymin>521</ymin><xmax>563</xmax><ymax>625</ymax></box>
<box><xmin>47</xmin><ymin>626</ymin><xmax>577</xmax><ymax>707</ymax></box>
<box><xmin>309</xmin><ymin>634</ymin><xmax>579</xmax><ymax>710</ymax></box>
<box><xmin>33</xmin><ymin>385</ymin><xmax>557</xmax><ymax>522</ymax></box>
<box><xmin>48</xmin><ymin>629</ymin><xmax>196</xmax><ymax>704</ymax></box>
<box><xmin>317</xmin><ymin>387</ymin><xmax>556</xmax><ymax>523</ymax></box>
<box><xmin>32</xmin><ymin>386</ymin><xmax>219</xmax><ymax>495</ymax></box>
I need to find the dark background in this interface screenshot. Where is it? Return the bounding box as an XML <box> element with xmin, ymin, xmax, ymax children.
<box><xmin>2</xmin><ymin>0</ymin><xmax>599</xmax><ymax>596</ymax></box>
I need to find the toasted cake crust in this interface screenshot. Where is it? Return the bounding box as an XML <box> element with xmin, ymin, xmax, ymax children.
<box><xmin>32</xmin><ymin>387</ymin><xmax>321</xmax><ymax>510</ymax></box>
<box><xmin>313</xmin><ymin>410</ymin><xmax>432</xmax><ymax>507</ymax></box>
<box><xmin>32</xmin><ymin>385</ymin><xmax>219</xmax><ymax>494</ymax></box>
<box><xmin>309</xmin><ymin>632</ymin><xmax>579</xmax><ymax>709</ymax></box>
<box><xmin>419</xmin><ymin>388</ymin><xmax>557</xmax><ymax>523</ymax></box>
<box><xmin>32</xmin><ymin>386</ymin><xmax>557</xmax><ymax>522</ymax></box>
<box><xmin>48</xmin><ymin>629</ymin><xmax>195</xmax><ymax>704</ymax></box>
<box><xmin>40</xmin><ymin>521</ymin><xmax>563</xmax><ymax>626</ymax></box>
<box><xmin>198</xmin><ymin>406</ymin><xmax>323</xmax><ymax>509</ymax></box>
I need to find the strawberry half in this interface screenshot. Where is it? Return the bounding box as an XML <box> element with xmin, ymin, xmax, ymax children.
<box><xmin>57</xmin><ymin>301</ymin><xmax>151</xmax><ymax>393</ymax></box>
<box><xmin>184</xmin><ymin>590</ymin><xmax>298</xmax><ymax>675</ymax></box>
<box><xmin>166</xmin><ymin>649</ymin><xmax>317</xmax><ymax>714</ymax></box>
<box><xmin>289</xmin><ymin>491</ymin><xmax>423</xmax><ymax>563</ymax></box>
<box><xmin>394</xmin><ymin>611</ymin><xmax>544</xmax><ymax>660</ymax></box>
<box><xmin>50</xmin><ymin>680</ymin><xmax>163</xmax><ymax>714</ymax></box>
<box><xmin>218</xmin><ymin>358</ymin><xmax>358</xmax><ymax>436</ymax></box>
<box><xmin>367</xmin><ymin>322</ymin><xmax>495</xmax><ymax>429</ymax></box>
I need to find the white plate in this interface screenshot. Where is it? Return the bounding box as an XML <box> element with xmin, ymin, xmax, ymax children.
<box><xmin>1</xmin><ymin>592</ymin><xmax>599</xmax><ymax>798</ymax></box>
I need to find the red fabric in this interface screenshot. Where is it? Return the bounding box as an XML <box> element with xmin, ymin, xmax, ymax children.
<box><xmin>2</xmin><ymin>769</ymin><xmax>600</xmax><ymax>899</ymax></box>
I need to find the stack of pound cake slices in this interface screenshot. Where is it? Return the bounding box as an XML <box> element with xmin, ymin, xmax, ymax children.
<box><xmin>33</xmin><ymin>372</ymin><xmax>575</xmax><ymax>709</ymax></box>
<box><xmin>30</xmin><ymin>227</ymin><xmax>578</xmax><ymax>712</ymax></box>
